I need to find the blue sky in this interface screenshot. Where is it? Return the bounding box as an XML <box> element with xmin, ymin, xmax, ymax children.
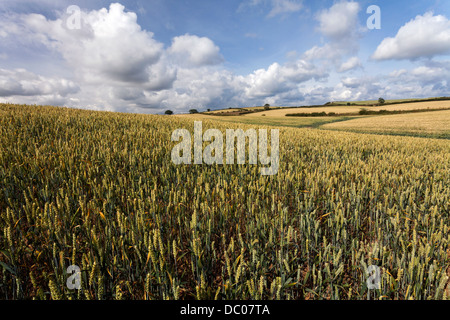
<box><xmin>0</xmin><ymin>0</ymin><xmax>449</xmax><ymax>113</ymax></box>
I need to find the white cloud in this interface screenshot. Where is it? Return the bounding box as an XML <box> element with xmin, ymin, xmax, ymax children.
<box><xmin>0</xmin><ymin>68</ymin><xmax>79</xmax><ymax>106</ymax></box>
<box><xmin>27</xmin><ymin>4</ymin><xmax>168</xmax><ymax>86</ymax></box>
<box><xmin>0</xmin><ymin>2</ymin><xmax>330</xmax><ymax>111</ymax></box>
<box><xmin>372</xmin><ymin>12</ymin><xmax>450</xmax><ymax>60</ymax></box>
<box><xmin>243</xmin><ymin>59</ymin><xmax>327</xmax><ymax>99</ymax></box>
<box><xmin>338</xmin><ymin>56</ymin><xmax>361</xmax><ymax>72</ymax></box>
<box><xmin>167</xmin><ymin>34</ymin><xmax>224</xmax><ymax>68</ymax></box>
<box><xmin>1</xmin><ymin>2</ymin><xmax>448</xmax><ymax>112</ymax></box>
<box><xmin>389</xmin><ymin>69</ymin><xmax>407</xmax><ymax>78</ymax></box>
<box><xmin>330</xmin><ymin>76</ymin><xmax>382</xmax><ymax>102</ymax></box>
<box><xmin>305</xmin><ymin>2</ymin><xmax>362</xmax><ymax>72</ymax></box>
<box><xmin>303</xmin><ymin>43</ymin><xmax>339</xmax><ymax>61</ymax></box>
<box><xmin>387</xmin><ymin>63</ymin><xmax>450</xmax><ymax>88</ymax></box>
<box><xmin>316</xmin><ymin>1</ymin><xmax>360</xmax><ymax>41</ymax></box>
<box><xmin>0</xmin><ymin>68</ymin><xmax>79</xmax><ymax>97</ymax></box>
<box><xmin>411</xmin><ymin>66</ymin><xmax>446</xmax><ymax>79</ymax></box>
<box><xmin>0</xmin><ymin>3</ymin><xmax>189</xmax><ymax>111</ymax></box>
<box><xmin>331</xmin><ymin>61</ymin><xmax>450</xmax><ymax>103</ymax></box>
<box><xmin>341</xmin><ymin>77</ymin><xmax>360</xmax><ymax>88</ymax></box>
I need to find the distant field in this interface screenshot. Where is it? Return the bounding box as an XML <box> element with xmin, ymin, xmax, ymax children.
<box><xmin>205</xmin><ymin>106</ymin><xmax>269</xmax><ymax>114</ymax></box>
<box><xmin>332</xmin><ymin>97</ymin><xmax>450</xmax><ymax>105</ymax></box>
<box><xmin>332</xmin><ymin>98</ymin><xmax>422</xmax><ymax>105</ymax></box>
<box><xmin>321</xmin><ymin>110</ymin><xmax>450</xmax><ymax>139</ymax></box>
<box><xmin>206</xmin><ymin>108</ymin><xmax>242</xmax><ymax>114</ymax></box>
<box><xmin>191</xmin><ymin>103</ymin><xmax>450</xmax><ymax>139</ymax></box>
<box><xmin>241</xmin><ymin>100</ymin><xmax>450</xmax><ymax>117</ymax></box>
<box><xmin>204</xmin><ymin>98</ymin><xmax>450</xmax><ymax>115</ymax></box>
<box><xmin>243</xmin><ymin>106</ymin><xmax>357</xmax><ymax>117</ymax></box>
<box><xmin>177</xmin><ymin>102</ymin><xmax>450</xmax><ymax>136</ymax></box>
<box><xmin>177</xmin><ymin>113</ymin><xmax>354</xmax><ymax>128</ymax></box>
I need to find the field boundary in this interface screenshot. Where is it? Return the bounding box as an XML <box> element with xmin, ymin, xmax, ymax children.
<box><xmin>203</xmin><ymin>97</ymin><xmax>450</xmax><ymax>116</ymax></box>
<box><xmin>286</xmin><ymin>107</ymin><xmax>450</xmax><ymax>117</ymax></box>
<box><xmin>319</xmin><ymin>127</ymin><xmax>450</xmax><ymax>140</ymax></box>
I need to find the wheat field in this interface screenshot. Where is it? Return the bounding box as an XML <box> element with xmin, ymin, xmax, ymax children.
<box><xmin>178</xmin><ymin>114</ymin><xmax>348</xmax><ymax>129</ymax></box>
<box><xmin>0</xmin><ymin>103</ymin><xmax>449</xmax><ymax>300</ymax></box>
<box><xmin>322</xmin><ymin>110</ymin><xmax>450</xmax><ymax>139</ymax></box>
<box><xmin>241</xmin><ymin>101</ymin><xmax>450</xmax><ymax>117</ymax></box>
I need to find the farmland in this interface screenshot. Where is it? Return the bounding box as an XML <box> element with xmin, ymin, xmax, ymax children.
<box><xmin>181</xmin><ymin>102</ymin><xmax>450</xmax><ymax>139</ymax></box>
<box><xmin>1</xmin><ymin>103</ymin><xmax>449</xmax><ymax>300</ymax></box>
<box><xmin>241</xmin><ymin>100</ymin><xmax>450</xmax><ymax>117</ymax></box>
<box><xmin>179</xmin><ymin>113</ymin><xmax>352</xmax><ymax>129</ymax></box>
<box><xmin>322</xmin><ymin>110</ymin><xmax>450</xmax><ymax>139</ymax></box>
<box><xmin>329</xmin><ymin>98</ymin><xmax>450</xmax><ymax>106</ymax></box>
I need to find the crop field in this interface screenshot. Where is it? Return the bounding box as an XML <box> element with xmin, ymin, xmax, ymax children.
<box><xmin>330</xmin><ymin>98</ymin><xmax>437</xmax><ymax>105</ymax></box>
<box><xmin>205</xmin><ymin>108</ymin><xmax>242</xmax><ymax>114</ymax></box>
<box><xmin>241</xmin><ymin>100</ymin><xmax>450</xmax><ymax>117</ymax></box>
<box><xmin>178</xmin><ymin>113</ymin><xmax>351</xmax><ymax>129</ymax></box>
<box><xmin>0</xmin><ymin>103</ymin><xmax>449</xmax><ymax>300</ymax></box>
<box><xmin>205</xmin><ymin>106</ymin><xmax>268</xmax><ymax>114</ymax></box>
<box><xmin>322</xmin><ymin>110</ymin><xmax>450</xmax><ymax>139</ymax></box>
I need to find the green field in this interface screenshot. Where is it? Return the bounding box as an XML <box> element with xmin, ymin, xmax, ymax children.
<box><xmin>1</xmin><ymin>103</ymin><xmax>449</xmax><ymax>300</ymax></box>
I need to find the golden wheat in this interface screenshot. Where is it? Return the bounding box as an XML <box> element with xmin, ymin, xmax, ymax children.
<box><xmin>0</xmin><ymin>103</ymin><xmax>449</xmax><ymax>300</ymax></box>
<box><xmin>242</xmin><ymin>101</ymin><xmax>450</xmax><ymax>117</ymax></box>
<box><xmin>322</xmin><ymin>110</ymin><xmax>450</xmax><ymax>138</ymax></box>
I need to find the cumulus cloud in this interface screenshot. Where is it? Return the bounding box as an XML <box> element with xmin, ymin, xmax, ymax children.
<box><xmin>316</xmin><ymin>1</ymin><xmax>360</xmax><ymax>41</ymax></box>
<box><xmin>372</xmin><ymin>12</ymin><xmax>450</xmax><ymax>60</ymax></box>
<box><xmin>0</xmin><ymin>2</ymin><xmax>332</xmax><ymax>111</ymax></box>
<box><xmin>167</xmin><ymin>34</ymin><xmax>224</xmax><ymax>68</ymax></box>
<box><xmin>387</xmin><ymin>62</ymin><xmax>450</xmax><ymax>89</ymax></box>
<box><xmin>341</xmin><ymin>77</ymin><xmax>361</xmax><ymax>89</ymax></box>
<box><xmin>243</xmin><ymin>59</ymin><xmax>327</xmax><ymax>99</ymax></box>
<box><xmin>300</xmin><ymin>60</ymin><xmax>450</xmax><ymax>105</ymax></box>
<box><xmin>1</xmin><ymin>2</ymin><xmax>447</xmax><ymax>113</ymax></box>
<box><xmin>330</xmin><ymin>76</ymin><xmax>382</xmax><ymax>101</ymax></box>
<box><xmin>338</xmin><ymin>56</ymin><xmax>361</xmax><ymax>72</ymax></box>
<box><xmin>0</xmin><ymin>4</ymin><xmax>177</xmax><ymax>110</ymax></box>
<box><xmin>331</xmin><ymin>60</ymin><xmax>450</xmax><ymax>103</ymax></box>
<box><xmin>0</xmin><ymin>68</ymin><xmax>79</xmax><ymax>97</ymax></box>
<box><xmin>25</xmin><ymin>4</ymin><xmax>170</xmax><ymax>87</ymax></box>
<box><xmin>0</xmin><ymin>68</ymin><xmax>80</xmax><ymax>106</ymax></box>
<box><xmin>305</xmin><ymin>2</ymin><xmax>362</xmax><ymax>72</ymax></box>
<box><xmin>411</xmin><ymin>66</ymin><xmax>448</xmax><ymax>82</ymax></box>
<box><xmin>303</xmin><ymin>43</ymin><xmax>339</xmax><ymax>62</ymax></box>
<box><xmin>389</xmin><ymin>69</ymin><xmax>408</xmax><ymax>78</ymax></box>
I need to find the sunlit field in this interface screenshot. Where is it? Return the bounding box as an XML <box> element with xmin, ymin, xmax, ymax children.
<box><xmin>1</xmin><ymin>103</ymin><xmax>449</xmax><ymax>300</ymax></box>
<box><xmin>241</xmin><ymin>101</ymin><xmax>450</xmax><ymax>117</ymax></box>
<box><xmin>322</xmin><ymin>110</ymin><xmax>450</xmax><ymax>139</ymax></box>
<box><xmin>178</xmin><ymin>113</ymin><xmax>353</xmax><ymax>128</ymax></box>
